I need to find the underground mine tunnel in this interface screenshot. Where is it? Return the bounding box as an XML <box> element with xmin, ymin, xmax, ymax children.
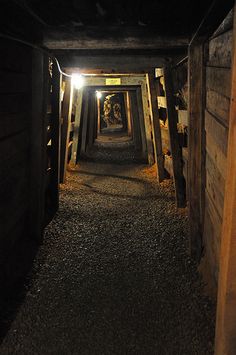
<box><xmin>0</xmin><ymin>0</ymin><xmax>236</xmax><ymax>354</ymax></box>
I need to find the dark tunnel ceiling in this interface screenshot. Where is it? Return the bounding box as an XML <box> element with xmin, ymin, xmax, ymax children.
<box><xmin>23</xmin><ymin>0</ymin><xmax>214</xmax><ymax>32</ymax></box>
<box><xmin>1</xmin><ymin>0</ymin><xmax>234</xmax><ymax>42</ymax></box>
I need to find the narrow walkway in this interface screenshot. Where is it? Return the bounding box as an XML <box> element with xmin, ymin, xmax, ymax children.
<box><xmin>0</xmin><ymin>163</ymin><xmax>215</xmax><ymax>354</ymax></box>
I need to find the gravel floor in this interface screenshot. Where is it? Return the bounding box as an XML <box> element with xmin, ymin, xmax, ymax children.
<box><xmin>0</xmin><ymin>162</ymin><xmax>215</xmax><ymax>355</ymax></box>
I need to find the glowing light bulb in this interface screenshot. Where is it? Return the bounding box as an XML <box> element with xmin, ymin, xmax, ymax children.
<box><xmin>96</xmin><ymin>91</ymin><xmax>102</xmax><ymax>99</ymax></box>
<box><xmin>71</xmin><ymin>74</ymin><xmax>84</xmax><ymax>89</ymax></box>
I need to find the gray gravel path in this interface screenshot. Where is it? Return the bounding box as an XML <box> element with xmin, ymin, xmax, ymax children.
<box><xmin>0</xmin><ymin>162</ymin><xmax>215</xmax><ymax>355</ymax></box>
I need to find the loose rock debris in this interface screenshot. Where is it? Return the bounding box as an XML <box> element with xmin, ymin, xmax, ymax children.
<box><xmin>0</xmin><ymin>162</ymin><xmax>215</xmax><ymax>355</ymax></box>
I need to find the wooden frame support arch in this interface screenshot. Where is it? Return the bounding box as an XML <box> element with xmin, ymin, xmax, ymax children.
<box><xmin>147</xmin><ymin>73</ymin><xmax>165</xmax><ymax>182</ymax></box>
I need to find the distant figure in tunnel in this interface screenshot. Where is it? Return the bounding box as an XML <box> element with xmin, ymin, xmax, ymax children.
<box><xmin>103</xmin><ymin>94</ymin><xmax>122</xmax><ymax>128</ymax></box>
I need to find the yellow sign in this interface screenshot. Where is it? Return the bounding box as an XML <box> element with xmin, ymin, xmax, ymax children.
<box><xmin>105</xmin><ymin>78</ymin><xmax>121</xmax><ymax>86</ymax></box>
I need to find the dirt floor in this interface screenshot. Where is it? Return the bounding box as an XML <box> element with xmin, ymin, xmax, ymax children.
<box><xmin>0</xmin><ymin>162</ymin><xmax>215</xmax><ymax>354</ymax></box>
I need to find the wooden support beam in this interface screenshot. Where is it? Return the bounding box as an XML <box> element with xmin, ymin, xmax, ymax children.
<box><xmin>88</xmin><ymin>91</ymin><xmax>96</xmax><ymax>149</ymax></box>
<box><xmin>164</xmin><ymin>66</ymin><xmax>186</xmax><ymax>207</ymax></box>
<box><xmin>50</xmin><ymin>59</ymin><xmax>61</xmax><ymax>210</ymax></box>
<box><xmin>136</xmin><ymin>87</ymin><xmax>148</xmax><ymax>161</ymax></box>
<box><xmin>147</xmin><ymin>73</ymin><xmax>165</xmax><ymax>182</ymax></box>
<box><xmin>71</xmin><ymin>89</ymin><xmax>83</xmax><ymax>165</ymax></box>
<box><xmin>97</xmin><ymin>96</ymin><xmax>101</xmax><ymax>134</ymax></box>
<box><xmin>129</xmin><ymin>91</ymin><xmax>142</xmax><ymax>150</ymax></box>
<box><xmin>215</xmin><ymin>3</ymin><xmax>236</xmax><ymax>353</ymax></box>
<box><xmin>29</xmin><ymin>50</ymin><xmax>48</xmax><ymax>240</ymax></box>
<box><xmin>80</xmin><ymin>89</ymin><xmax>89</xmax><ymax>157</ymax></box>
<box><xmin>53</xmin><ymin>52</ymin><xmax>181</xmax><ymax>74</ymax></box>
<box><xmin>188</xmin><ymin>40</ymin><xmax>206</xmax><ymax>259</ymax></box>
<box><xmin>44</xmin><ymin>30</ymin><xmax>188</xmax><ymax>50</ymax></box>
<box><xmin>60</xmin><ymin>78</ymin><xmax>73</xmax><ymax>183</ymax></box>
<box><xmin>126</xmin><ymin>92</ymin><xmax>132</xmax><ymax>137</ymax></box>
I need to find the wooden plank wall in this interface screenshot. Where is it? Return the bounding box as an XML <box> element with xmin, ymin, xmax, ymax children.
<box><xmin>0</xmin><ymin>39</ymin><xmax>32</xmax><ymax>273</ymax></box>
<box><xmin>0</xmin><ymin>39</ymin><xmax>61</xmax><ymax>285</ymax></box>
<box><xmin>201</xmin><ymin>10</ymin><xmax>233</xmax><ymax>291</ymax></box>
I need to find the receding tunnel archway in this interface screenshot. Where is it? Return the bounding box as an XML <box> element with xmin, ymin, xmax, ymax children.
<box><xmin>68</xmin><ymin>75</ymin><xmax>153</xmax><ymax>165</ymax></box>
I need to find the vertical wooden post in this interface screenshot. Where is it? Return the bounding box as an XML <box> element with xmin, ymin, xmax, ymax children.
<box><xmin>147</xmin><ymin>72</ymin><xmax>165</xmax><ymax>182</ymax></box>
<box><xmin>126</xmin><ymin>91</ymin><xmax>132</xmax><ymax>137</ymax></box>
<box><xmin>71</xmin><ymin>88</ymin><xmax>83</xmax><ymax>166</ymax></box>
<box><xmin>29</xmin><ymin>49</ymin><xmax>48</xmax><ymax>240</ymax></box>
<box><xmin>129</xmin><ymin>90</ymin><xmax>142</xmax><ymax>150</ymax></box>
<box><xmin>80</xmin><ymin>88</ymin><xmax>89</xmax><ymax>156</ymax></box>
<box><xmin>136</xmin><ymin>87</ymin><xmax>148</xmax><ymax>160</ymax></box>
<box><xmin>60</xmin><ymin>77</ymin><xmax>73</xmax><ymax>183</ymax></box>
<box><xmin>164</xmin><ymin>66</ymin><xmax>186</xmax><ymax>208</ymax></box>
<box><xmin>97</xmin><ymin>95</ymin><xmax>101</xmax><ymax>134</ymax></box>
<box><xmin>215</xmin><ymin>4</ymin><xmax>236</xmax><ymax>353</ymax></box>
<box><xmin>88</xmin><ymin>90</ymin><xmax>96</xmax><ymax>149</ymax></box>
<box><xmin>188</xmin><ymin>41</ymin><xmax>206</xmax><ymax>259</ymax></box>
<box><xmin>51</xmin><ymin>59</ymin><xmax>61</xmax><ymax>211</ymax></box>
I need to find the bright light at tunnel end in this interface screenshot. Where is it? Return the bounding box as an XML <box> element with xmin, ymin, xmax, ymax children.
<box><xmin>96</xmin><ymin>91</ymin><xmax>102</xmax><ymax>99</ymax></box>
<box><xmin>71</xmin><ymin>74</ymin><xmax>84</xmax><ymax>89</ymax></box>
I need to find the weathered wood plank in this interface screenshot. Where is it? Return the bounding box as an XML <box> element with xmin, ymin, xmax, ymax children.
<box><xmin>160</xmin><ymin>125</ymin><xmax>170</xmax><ymax>153</ymax></box>
<box><xmin>164</xmin><ymin>66</ymin><xmax>186</xmax><ymax>207</ymax></box>
<box><xmin>0</xmin><ymin>70</ymin><xmax>29</xmax><ymax>93</ymax></box>
<box><xmin>80</xmin><ymin>89</ymin><xmax>89</xmax><ymax>157</ymax></box>
<box><xmin>206</xmin><ymin>89</ymin><xmax>230</xmax><ymax>126</ymax></box>
<box><xmin>188</xmin><ymin>40</ymin><xmax>206</xmax><ymax>259</ymax></box>
<box><xmin>44</xmin><ymin>31</ymin><xmax>189</xmax><ymax>50</ymax></box>
<box><xmin>206</xmin><ymin>66</ymin><xmax>231</xmax><ymax>98</ymax></box>
<box><xmin>203</xmin><ymin>208</ymin><xmax>220</xmax><ymax>282</ymax></box>
<box><xmin>50</xmin><ymin>60</ymin><xmax>61</xmax><ymax>212</ymax></box>
<box><xmin>206</xmin><ymin>152</ymin><xmax>226</xmax><ymax>195</ymax></box>
<box><xmin>209</xmin><ymin>30</ymin><xmax>233</xmax><ymax>68</ymax></box>
<box><xmin>0</xmin><ymin>93</ymin><xmax>28</xmax><ymax>113</ymax></box>
<box><xmin>136</xmin><ymin>87</ymin><xmax>148</xmax><ymax>159</ymax></box>
<box><xmin>28</xmin><ymin>50</ymin><xmax>48</xmax><ymax>240</ymax></box>
<box><xmin>205</xmin><ymin>191</ymin><xmax>222</xmax><ymax>244</ymax></box>
<box><xmin>206</xmin><ymin>169</ymin><xmax>225</xmax><ymax>218</ymax></box>
<box><xmin>164</xmin><ymin>155</ymin><xmax>173</xmax><ymax>177</ymax></box>
<box><xmin>178</xmin><ymin>110</ymin><xmax>188</xmax><ymax>126</ymax></box>
<box><xmin>71</xmin><ymin>89</ymin><xmax>83</xmax><ymax>165</ymax></box>
<box><xmin>88</xmin><ymin>90</ymin><xmax>96</xmax><ymax>149</ymax></box>
<box><xmin>60</xmin><ymin>78</ymin><xmax>73</xmax><ymax>183</ymax></box>
<box><xmin>148</xmin><ymin>73</ymin><xmax>165</xmax><ymax>182</ymax></box>
<box><xmin>157</xmin><ymin>96</ymin><xmax>167</xmax><ymax>108</ymax></box>
<box><xmin>129</xmin><ymin>90</ymin><xmax>142</xmax><ymax>151</ymax></box>
<box><xmin>0</xmin><ymin>39</ymin><xmax>31</xmax><ymax>73</ymax></box>
<box><xmin>215</xmin><ymin>4</ymin><xmax>236</xmax><ymax>353</ymax></box>
<box><xmin>2</xmin><ymin>203</ymin><xmax>28</xmax><ymax>241</ymax></box>
<box><xmin>206</xmin><ymin>129</ymin><xmax>227</xmax><ymax>178</ymax></box>
<box><xmin>205</xmin><ymin>110</ymin><xmax>229</xmax><ymax>156</ymax></box>
<box><xmin>0</xmin><ymin>130</ymin><xmax>29</xmax><ymax>162</ymax></box>
<box><xmin>0</xmin><ymin>113</ymin><xmax>28</xmax><ymax>140</ymax></box>
<box><xmin>0</xmin><ymin>168</ymin><xmax>28</xmax><ymax>215</ymax></box>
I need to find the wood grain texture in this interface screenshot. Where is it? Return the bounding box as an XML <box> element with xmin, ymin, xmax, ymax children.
<box><xmin>188</xmin><ymin>40</ymin><xmax>206</xmax><ymax>259</ymax></box>
<box><xmin>215</xmin><ymin>3</ymin><xmax>236</xmax><ymax>353</ymax></box>
<box><xmin>209</xmin><ymin>30</ymin><xmax>233</xmax><ymax>68</ymax></box>
<box><xmin>206</xmin><ymin>89</ymin><xmax>230</xmax><ymax>126</ymax></box>
<box><xmin>206</xmin><ymin>66</ymin><xmax>231</xmax><ymax>98</ymax></box>
<box><xmin>28</xmin><ymin>50</ymin><xmax>48</xmax><ymax>240</ymax></box>
<box><xmin>164</xmin><ymin>66</ymin><xmax>186</xmax><ymax>207</ymax></box>
<box><xmin>205</xmin><ymin>110</ymin><xmax>229</xmax><ymax>156</ymax></box>
<box><xmin>60</xmin><ymin>78</ymin><xmax>73</xmax><ymax>183</ymax></box>
<box><xmin>147</xmin><ymin>73</ymin><xmax>165</xmax><ymax>182</ymax></box>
